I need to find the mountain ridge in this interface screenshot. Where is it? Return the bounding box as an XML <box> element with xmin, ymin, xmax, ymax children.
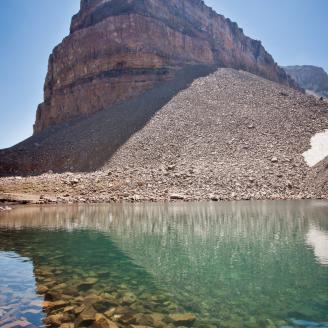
<box><xmin>284</xmin><ymin>65</ymin><xmax>328</xmax><ymax>98</ymax></box>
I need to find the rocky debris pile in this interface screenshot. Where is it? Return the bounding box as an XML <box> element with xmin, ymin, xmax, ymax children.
<box><xmin>103</xmin><ymin>69</ymin><xmax>328</xmax><ymax>201</ymax></box>
<box><xmin>284</xmin><ymin>65</ymin><xmax>328</xmax><ymax>98</ymax></box>
<box><xmin>0</xmin><ymin>69</ymin><xmax>327</xmax><ymax>202</ymax></box>
<box><xmin>34</xmin><ymin>0</ymin><xmax>297</xmax><ymax>133</ymax></box>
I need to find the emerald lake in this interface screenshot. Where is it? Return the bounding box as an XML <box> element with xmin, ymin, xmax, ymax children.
<box><xmin>0</xmin><ymin>201</ymin><xmax>327</xmax><ymax>328</ymax></box>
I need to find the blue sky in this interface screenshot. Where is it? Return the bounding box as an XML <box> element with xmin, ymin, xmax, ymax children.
<box><xmin>0</xmin><ymin>0</ymin><xmax>327</xmax><ymax>149</ymax></box>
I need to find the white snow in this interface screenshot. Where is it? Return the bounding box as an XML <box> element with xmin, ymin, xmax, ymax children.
<box><xmin>303</xmin><ymin>129</ymin><xmax>328</xmax><ymax>167</ymax></box>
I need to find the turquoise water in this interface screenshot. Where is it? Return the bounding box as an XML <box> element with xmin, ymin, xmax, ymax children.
<box><xmin>0</xmin><ymin>201</ymin><xmax>327</xmax><ymax>327</ymax></box>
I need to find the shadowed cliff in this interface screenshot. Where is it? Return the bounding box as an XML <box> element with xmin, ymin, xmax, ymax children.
<box><xmin>0</xmin><ymin>65</ymin><xmax>215</xmax><ymax>176</ymax></box>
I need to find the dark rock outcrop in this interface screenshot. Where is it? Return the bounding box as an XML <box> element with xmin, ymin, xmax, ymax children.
<box><xmin>284</xmin><ymin>65</ymin><xmax>328</xmax><ymax>98</ymax></box>
<box><xmin>34</xmin><ymin>0</ymin><xmax>297</xmax><ymax>133</ymax></box>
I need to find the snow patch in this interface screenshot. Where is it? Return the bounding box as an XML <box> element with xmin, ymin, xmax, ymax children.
<box><xmin>303</xmin><ymin>129</ymin><xmax>328</xmax><ymax>167</ymax></box>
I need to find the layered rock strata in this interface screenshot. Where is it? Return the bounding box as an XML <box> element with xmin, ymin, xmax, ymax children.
<box><xmin>34</xmin><ymin>0</ymin><xmax>296</xmax><ymax>133</ymax></box>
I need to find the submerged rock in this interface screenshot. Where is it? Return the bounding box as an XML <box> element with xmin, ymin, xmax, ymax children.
<box><xmin>134</xmin><ymin>313</ymin><xmax>154</xmax><ymax>326</ymax></box>
<box><xmin>78</xmin><ymin>277</ymin><xmax>98</xmax><ymax>289</ymax></box>
<box><xmin>91</xmin><ymin>314</ymin><xmax>119</xmax><ymax>328</ymax></box>
<box><xmin>169</xmin><ymin>313</ymin><xmax>197</xmax><ymax>326</ymax></box>
<box><xmin>74</xmin><ymin>304</ymin><xmax>86</xmax><ymax>315</ymax></box>
<box><xmin>264</xmin><ymin>319</ymin><xmax>277</xmax><ymax>328</ymax></box>
<box><xmin>93</xmin><ymin>299</ymin><xmax>118</xmax><ymax>313</ymax></box>
<box><xmin>104</xmin><ymin>308</ymin><xmax>116</xmax><ymax>319</ymax></box>
<box><xmin>59</xmin><ymin>324</ymin><xmax>75</xmax><ymax>328</ymax></box>
<box><xmin>75</xmin><ymin>306</ymin><xmax>97</xmax><ymax>327</ymax></box>
<box><xmin>45</xmin><ymin>291</ymin><xmax>63</xmax><ymax>302</ymax></box>
<box><xmin>36</xmin><ymin>284</ymin><xmax>48</xmax><ymax>294</ymax></box>
<box><xmin>122</xmin><ymin>292</ymin><xmax>137</xmax><ymax>305</ymax></box>
<box><xmin>43</xmin><ymin>313</ymin><xmax>65</xmax><ymax>327</ymax></box>
<box><xmin>43</xmin><ymin>300</ymin><xmax>69</xmax><ymax>311</ymax></box>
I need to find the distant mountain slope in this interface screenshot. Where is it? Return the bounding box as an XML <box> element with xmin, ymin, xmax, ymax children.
<box><xmin>284</xmin><ymin>65</ymin><xmax>328</xmax><ymax>98</ymax></box>
<box><xmin>1</xmin><ymin>69</ymin><xmax>327</xmax><ymax>201</ymax></box>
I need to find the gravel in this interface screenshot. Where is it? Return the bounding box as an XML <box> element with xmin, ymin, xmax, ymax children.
<box><xmin>1</xmin><ymin>68</ymin><xmax>327</xmax><ymax>203</ymax></box>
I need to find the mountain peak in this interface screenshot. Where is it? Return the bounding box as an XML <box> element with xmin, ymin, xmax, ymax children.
<box><xmin>284</xmin><ymin>65</ymin><xmax>328</xmax><ymax>98</ymax></box>
<box><xmin>34</xmin><ymin>0</ymin><xmax>296</xmax><ymax>133</ymax></box>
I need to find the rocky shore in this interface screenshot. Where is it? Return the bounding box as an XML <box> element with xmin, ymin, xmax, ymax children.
<box><xmin>1</xmin><ymin>69</ymin><xmax>328</xmax><ymax>205</ymax></box>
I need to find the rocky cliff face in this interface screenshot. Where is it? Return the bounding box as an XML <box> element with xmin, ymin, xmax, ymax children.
<box><xmin>284</xmin><ymin>65</ymin><xmax>328</xmax><ymax>98</ymax></box>
<box><xmin>34</xmin><ymin>0</ymin><xmax>296</xmax><ymax>133</ymax></box>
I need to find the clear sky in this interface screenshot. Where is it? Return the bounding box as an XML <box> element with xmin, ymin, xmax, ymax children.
<box><xmin>0</xmin><ymin>0</ymin><xmax>327</xmax><ymax>149</ymax></box>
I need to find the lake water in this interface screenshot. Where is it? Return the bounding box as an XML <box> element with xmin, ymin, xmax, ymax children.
<box><xmin>0</xmin><ymin>201</ymin><xmax>327</xmax><ymax>328</ymax></box>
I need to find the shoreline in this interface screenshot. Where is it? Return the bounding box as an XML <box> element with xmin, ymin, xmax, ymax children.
<box><xmin>1</xmin><ymin>191</ymin><xmax>327</xmax><ymax>209</ymax></box>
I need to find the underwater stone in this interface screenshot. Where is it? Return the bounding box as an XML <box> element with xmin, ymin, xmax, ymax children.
<box><xmin>78</xmin><ymin>278</ymin><xmax>98</xmax><ymax>290</ymax></box>
<box><xmin>91</xmin><ymin>314</ymin><xmax>119</xmax><ymax>328</ymax></box>
<box><xmin>93</xmin><ymin>299</ymin><xmax>118</xmax><ymax>313</ymax></box>
<box><xmin>122</xmin><ymin>292</ymin><xmax>137</xmax><ymax>305</ymax></box>
<box><xmin>44</xmin><ymin>300</ymin><xmax>69</xmax><ymax>311</ymax></box>
<box><xmin>134</xmin><ymin>313</ymin><xmax>154</xmax><ymax>326</ymax></box>
<box><xmin>45</xmin><ymin>291</ymin><xmax>63</xmax><ymax>301</ymax></box>
<box><xmin>74</xmin><ymin>304</ymin><xmax>86</xmax><ymax>315</ymax></box>
<box><xmin>104</xmin><ymin>308</ymin><xmax>116</xmax><ymax>318</ymax></box>
<box><xmin>264</xmin><ymin>319</ymin><xmax>277</xmax><ymax>328</ymax></box>
<box><xmin>36</xmin><ymin>284</ymin><xmax>48</xmax><ymax>294</ymax></box>
<box><xmin>169</xmin><ymin>313</ymin><xmax>197</xmax><ymax>326</ymax></box>
<box><xmin>59</xmin><ymin>324</ymin><xmax>75</xmax><ymax>328</ymax></box>
<box><xmin>75</xmin><ymin>306</ymin><xmax>97</xmax><ymax>327</ymax></box>
<box><xmin>43</xmin><ymin>313</ymin><xmax>65</xmax><ymax>326</ymax></box>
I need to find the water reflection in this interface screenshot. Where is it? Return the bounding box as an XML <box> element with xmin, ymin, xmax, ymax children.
<box><xmin>1</xmin><ymin>201</ymin><xmax>327</xmax><ymax>234</ymax></box>
<box><xmin>0</xmin><ymin>252</ymin><xmax>44</xmax><ymax>327</ymax></box>
<box><xmin>0</xmin><ymin>201</ymin><xmax>327</xmax><ymax>327</ymax></box>
<box><xmin>306</xmin><ymin>226</ymin><xmax>328</xmax><ymax>265</ymax></box>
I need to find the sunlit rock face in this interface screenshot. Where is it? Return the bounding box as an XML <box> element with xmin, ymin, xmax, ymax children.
<box><xmin>34</xmin><ymin>0</ymin><xmax>296</xmax><ymax>133</ymax></box>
